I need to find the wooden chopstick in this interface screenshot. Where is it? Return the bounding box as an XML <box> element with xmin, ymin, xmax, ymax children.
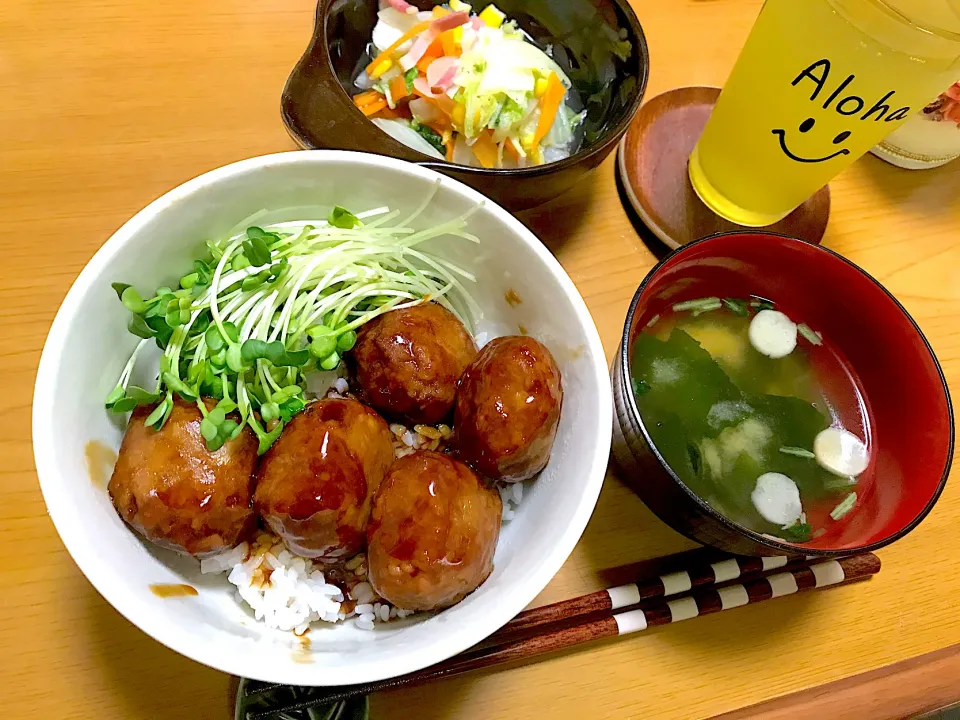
<box><xmin>489</xmin><ymin>552</ymin><xmax>818</xmax><ymax>642</ymax></box>
<box><xmin>244</xmin><ymin>554</ymin><xmax>879</xmax><ymax>719</ymax></box>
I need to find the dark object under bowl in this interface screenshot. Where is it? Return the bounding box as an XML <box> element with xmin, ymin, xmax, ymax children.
<box><xmin>282</xmin><ymin>0</ymin><xmax>648</xmax><ymax>211</ymax></box>
<box><xmin>612</xmin><ymin>231</ymin><xmax>954</xmax><ymax>556</ymax></box>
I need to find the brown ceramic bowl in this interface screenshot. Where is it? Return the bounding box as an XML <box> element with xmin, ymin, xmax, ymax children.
<box><xmin>281</xmin><ymin>0</ymin><xmax>649</xmax><ymax>211</ymax></box>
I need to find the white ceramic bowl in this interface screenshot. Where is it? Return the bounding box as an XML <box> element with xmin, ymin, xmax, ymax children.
<box><xmin>32</xmin><ymin>151</ymin><xmax>611</xmax><ymax>686</ymax></box>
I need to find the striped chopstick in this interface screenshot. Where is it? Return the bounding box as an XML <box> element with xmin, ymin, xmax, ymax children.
<box><xmin>492</xmin><ymin>553</ymin><xmax>813</xmax><ymax>640</ymax></box>
<box><xmin>243</xmin><ymin>554</ymin><xmax>879</xmax><ymax>718</ymax></box>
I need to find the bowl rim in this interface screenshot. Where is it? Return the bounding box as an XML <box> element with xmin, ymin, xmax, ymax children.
<box><xmin>618</xmin><ymin>229</ymin><xmax>955</xmax><ymax>556</ymax></box>
<box><xmin>31</xmin><ymin>149</ymin><xmax>613</xmax><ymax>685</ymax></box>
<box><xmin>283</xmin><ymin>0</ymin><xmax>650</xmax><ymax>176</ymax></box>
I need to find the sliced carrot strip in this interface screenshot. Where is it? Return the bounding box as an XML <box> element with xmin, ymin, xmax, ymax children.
<box><xmin>471</xmin><ymin>132</ymin><xmax>499</xmax><ymax>168</ymax></box>
<box><xmin>360</xmin><ymin>98</ymin><xmax>389</xmax><ymax>117</ymax></box>
<box><xmin>416</xmin><ymin>37</ymin><xmax>445</xmax><ymax>72</ymax></box>
<box><xmin>533</xmin><ymin>72</ymin><xmax>566</xmax><ymax>147</ymax></box>
<box><xmin>440</xmin><ymin>29</ymin><xmax>460</xmax><ymax>57</ymax></box>
<box><xmin>389</xmin><ymin>74</ymin><xmax>411</xmax><ymax>102</ymax></box>
<box><xmin>372</xmin><ymin>104</ymin><xmax>409</xmax><ymax>120</ymax></box>
<box><xmin>365</xmin><ymin>21</ymin><xmax>431</xmax><ymax>75</ymax></box>
<box><xmin>504</xmin><ymin>137</ymin><xmax>521</xmax><ymax>161</ymax></box>
<box><xmin>353</xmin><ymin>90</ymin><xmax>384</xmax><ymax>108</ymax></box>
<box><xmin>432</xmin><ymin>5</ymin><xmax>450</xmax><ymax>18</ymax></box>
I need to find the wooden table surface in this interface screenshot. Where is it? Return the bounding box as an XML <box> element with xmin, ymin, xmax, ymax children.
<box><xmin>3</xmin><ymin>0</ymin><xmax>959</xmax><ymax>718</ymax></box>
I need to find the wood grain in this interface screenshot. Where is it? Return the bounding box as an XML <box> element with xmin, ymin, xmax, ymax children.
<box><xmin>1</xmin><ymin>0</ymin><xmax>959</xmax><ymax>719</ymax></box>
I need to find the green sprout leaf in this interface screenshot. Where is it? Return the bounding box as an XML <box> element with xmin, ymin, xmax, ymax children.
<box><xmin>328</xmin><ymin>206</ymin><xmax>361</xmax><ymax>229</ymax></box>
<box><xmin>111</xmin><ymin>282</ymin><xmax>133</xmax><ymax>300</ymax></box>
<box><xmin>205</xmin><ymin>325</ymin><xmax>225</xmax><ymax>352</ymax></box>
<box><xmin>337</xmin><ymin>330</ymin><xmax>358</xmax><ymax>353</ymax></box>
<box><xmin>226</xmin><ymin>344</ymin><xmax>245</xmax><ymax>373</ymax></box>
<box><xmin>319</xmin><ymin>351</ymin><xmax>340</xmax><ymax>371</ymax></box>
<box><xmin>144</xmin><ymin>399</ymin><xmax>169</xmax><ymax>428</ymax></box>
<box><xmin>278</xmin><ymin>397</ymin><xmax>305</xmax><ymax>423</ymax></box>
<box><xmin>161</xmin><ymin>372</ymin><xmax>197</xmax><ymax>401</ymax></box>
<box><xmin>120</xmin><ymin>287</ymin><xmax>147</xmax><ymax>314</ymax></box>
<box><xmin>200</xmin><ymin>417</ymin><xmax>219</xmax><ymax>442</ymax></box>
<box><xmin>128</xmin><ymin>314</ymin><xmax>155</xmax><ymax>339</ymax></box>
<box><xmin>241</xmin><ymin>338</ymin><xmax>269</xmax><ymax>362</ymax></box>
<box><xmin>179</xmin><ymin>272</ymin><xmax>199</xmax><ymax>290</ymax></box>
<box><xmin>126</xmin><ymin>386</ymin><xmax>161</xmax><ymax>405</ymax></box>
<box><xmin>105</xmin><ymin>386</ymin><xmax>125</xmax><ymax>408</ymax></box>
<box><xmin>109</xmin><ymin>397</ymin><xmax>138</xmax><ymax>413</ymax></box>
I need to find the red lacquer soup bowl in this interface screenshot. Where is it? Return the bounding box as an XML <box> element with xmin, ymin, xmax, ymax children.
<box><xmin>612</xmin><ymin>231</ymin><xmax>954</xmax><ymax>556</ymax></box>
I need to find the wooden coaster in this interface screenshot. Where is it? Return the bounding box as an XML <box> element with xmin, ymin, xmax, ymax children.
<box><xmin>617</xmin><ymin>86</ymin><xmax>830</xmax><ymax>249</ymax></box>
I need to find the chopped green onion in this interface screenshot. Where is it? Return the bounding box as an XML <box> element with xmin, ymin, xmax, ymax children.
<box><xmin>722</xmin><ymin>298</ymin><xmax>748</xmax><ymax>317</ymax></box>
<box><xmin>672</xmin><ymin>297</ymin><xmax>721</xmax><ymax>313</ymax></box>
<box><xmin>824</xmin><ymin>475</ymin><xmax>858</xmax><ymax>490</ymax></box>
<box><xmin>830</xmin><ymin>492</ymin><xmax>857</xmax><ymax>521</ymax></box>
<box><xmin>749</xmin><ymin>298</ymin><xmax>775</xmax><ymax>311</ymax></box>
<box><xmin>631</xmin><ymin>377</ymin><xmax>649</xmax><ymax>397</ymax></box>
<box><xmin>779</xmin><ymin>446</ymin><xmax>815</xmax><ymax>459</ymax></box>
<box><xmin>798</xmin><ymin>323</ymin><xmax>823</xmax><ymax>346</ymax></box>
<box><xmin>780</xmin><ymin>522</ymin><xmax>812</xmax><ymax>543</ymax></box>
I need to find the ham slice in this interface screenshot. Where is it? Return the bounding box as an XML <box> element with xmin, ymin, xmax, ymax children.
<box><xmin>399</xmin><ymin>12</ymin><xmax>469</xmax><ymax>70</ymax></box>
<box><xmin>426</xmin><ymin>56</ymin><xmax>459</xmax><ymax>92</ymax></box>
<box><xmin>387</xmin><ymin>0</ymin><xmax>418</xmax><ymax>15</ymax></box>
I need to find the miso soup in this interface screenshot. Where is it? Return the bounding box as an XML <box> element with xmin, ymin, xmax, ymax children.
<box><xmin>630</xmin><ymin>296</ymin><xmax>871</xmax><ymax>543</ymax></box>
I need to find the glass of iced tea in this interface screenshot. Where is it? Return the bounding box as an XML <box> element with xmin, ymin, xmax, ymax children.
<box><xmin>689</xmin><ymin>0</ymin><xmax>960</xmax><ymax>227</ymax></box>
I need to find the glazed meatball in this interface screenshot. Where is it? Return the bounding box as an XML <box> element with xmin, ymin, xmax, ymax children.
<box><xmin>255</xmin><ymin>398</ymin><xmax>394</xmax><ymax>561</ymax></box>
<box><xmin>367</xmin><ymin>451</ymin><xmax>501</xmax><ymax>611</ymax></box>
<box><xmin>108</xmin><ymin>398</ymin><xmax>258</xmax><ymax>556</ymax></box>
<box><xmin>350</xmin><ymin>303</ymin><xmax>477</xmax><ymax>425</ymax></box>
<box><xmin>455</xmin><ymin>336</ymin><xmax>563</xmax><ymax>482</ymax></box>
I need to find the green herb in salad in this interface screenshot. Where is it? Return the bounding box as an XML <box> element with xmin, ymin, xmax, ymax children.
<box><xmin>410</xmin><ymin>121</ymin><xmax>447</xmax><ymax>156</ymax></box>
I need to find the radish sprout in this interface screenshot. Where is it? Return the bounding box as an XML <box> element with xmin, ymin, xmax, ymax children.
<box><xmin>105</xmin><ymin>187</ymin><xmax>481</xmax><ymax>454</ymax></box>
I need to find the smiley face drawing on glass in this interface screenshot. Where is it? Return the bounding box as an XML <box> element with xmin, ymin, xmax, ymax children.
<box><xmin>772</xmin><ymin>118</ymin><xmax>852</xmax><ymax>164</ymax></box>
<box><xmin>770</xmin><ymin>59</ymin><xmax>913</xmax><ymax>165</ymax></box>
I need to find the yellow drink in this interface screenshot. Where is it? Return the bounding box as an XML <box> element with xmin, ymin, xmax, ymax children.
<box><xmin>690</xmin><ymin>0</ymin><xmax>960</xmax><ymax>226</ymax></box>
